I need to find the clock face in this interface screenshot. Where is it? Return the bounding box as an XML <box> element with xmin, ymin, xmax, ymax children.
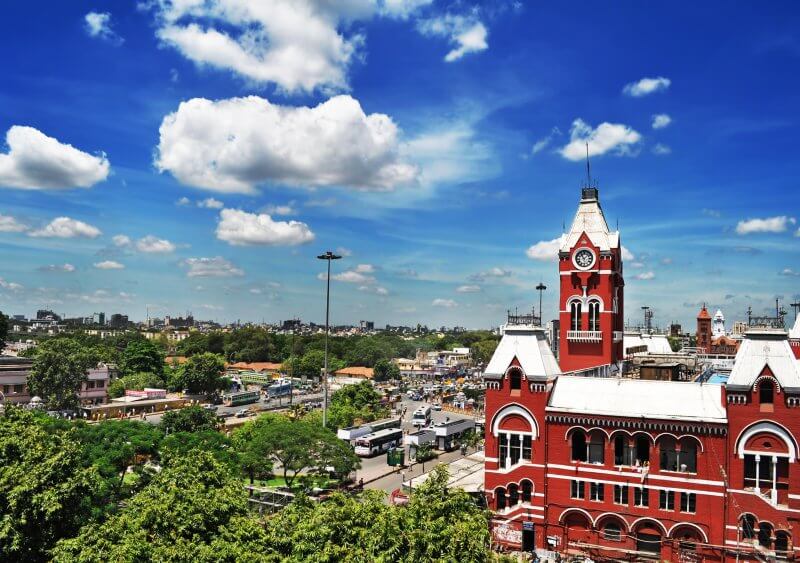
<box><xmin>574</xmin><ymin>249</ymin><xmax>595</xmax><ymax>269</ymax></box>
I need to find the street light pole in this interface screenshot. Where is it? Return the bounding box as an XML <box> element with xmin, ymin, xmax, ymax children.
<box><xmin>317</xmin><ymin>251</ymin><xmax>342</xmax><ymax>428</ymax></box>
<box><xmin>535</xmin><ymin>282</ymin><xmax>547</xmax><ymax>325</ymax></box>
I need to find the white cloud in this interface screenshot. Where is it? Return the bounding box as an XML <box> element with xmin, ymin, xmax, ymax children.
<box><xmin>652</xmin><ymin>114</ymin><xmax>672</xmax><ymax>129</ymax></box>
<box><xmin>0</xmin><ymin>214</ymin><xmax>27</xmax><ymax>232</ymax></box>
<box><xmin>456</xmin><ymin>284</ymin><xmax>481</xmax><ymax>293</ymax></box>
<box><xmin>621</xmin><ymin>246</ymin><xmax>635</xmax><ymax>261</ymax></box>
<box><xmin>652</xmin><ymin>143</ymin><xmax>672</xmax><ymax>155</ymax></box>
<box><xmin>779</xmin><ymin>268</ymin><xmax>800</xmax><ymax>277</ymax></box>
<box><xmin>661</xmin><ymin>257</ymin><xmax>673</xmax><ymax>265</ymax></box>
<box><xmin>183</xmin><ymin>256</ymin><xmax>244</xmax><ymax>278</ymax></box>
<box><xmin>359</xmin><ymin>285</ymin><xmax>389</xmax><ymax>295</ymax></box>
<box><xmin>432</xmin><ymin>298</ymin><xmax>457</xmax><ymax>308</ymax></box>
<box><xmin>702</xmin><ymin>208</ymin><xmax>721</xmax><ymax>218</ymax></box>
<box><xmin>559</xmin><ymin>119</ymin><xmax>641</xmax><ymax>161</ymax></box>
<box><xmin>0</xmin><ymin>278</ymin><xmax>24</xmax><ymax>292</ymax></box>
<box><xmin>526</xmin><ymin>237</ymin><xmax>564</xmax><ymax>261</ymax></box>
<box><xmin>157</xmin><ymin>95</ymin><xmax>417</xmax><ymax>194</ymax></box>
<box><xmin>321</xmin><ymin>270</ymin><xmax>375</xmax><ymax>284</ymax></box>
<box><xmin>735</xmin><ymin>216</ymin><xmax>796</xmax><ymax>235</ymax></box>
<box><xmin>623</xmin><ymin>76</ymin><xmax>671</xmax><ymax>97</ymax></box>
<box><xmin>84</xmin><ymin>11</ymin><xmax>124</xmax><ymax>45</ymax></box>
<box><xmin>136</xmin><ymin>235</ymin><xmax>177</xmax><ymax>253</ymax></box>
<box><xmin>354</xmin><ymin>264</ymin><xmax>375</xmax><ymax>274</ymax></box>
<box><xmin>29</xmin><ymin>217</ymin><xmax>101</xmax><ymax>238</ymax></box>
<box><xmin>531</xmin><ymin>127</ymin><xmax>562</xmax><ymax>155</ymax></box>
<box><xmin>38</xmin><ymin>263</ymin><xmax>75</xmax><ymax>273</ymax></box>
<box><xmin>263</xmin><ymin>203</ymin><xmax>296</xmax><ymax>216</ymax></box>
<box><xmin>382</xmin><ymin>0</ymin><xmax>434</xmax><ymax>18</ymax></box>
<box><xmin>216</xmin><ymin>208</ymin><xmax>315</xmax><ymax>246</ymax></box>
<box><xmin>94</xmin><ymin>260</ymin><xmax>125</xmax><ymax>270</ymax></box>
<box><xmin>634</xmin><ymin>271</ymin><xmax>655</xmax><ymax>280</ymax></box>
<box><xmin>176</xmin><ymin>196</ymin><xmax>191</xmax><ymax>206</ymax></box>
<box><xmin>417</xmin><ymin>14</ymin><xmax>488</xmax><ymax>62</ymax></box>
<box><xmin>197</xmin><ymin>197</ymin><xmax>224</xmax><ymax>209</ymax></box>
<box><xmin>0</xmin><ymin>126</ymin><xmax>109</xmax><ymax>190</ymax></box>
<box><xmin>336</xmin><ymin>246</ymin><xmax>353</xmax><ymax>257</ymax></box>
<box><xmin>470</xmin><ymin>267</ymin><xmax>512</xmax><ymax>281</ymax></box>
<box><xmin>112</xmin><ymin>234</ymin><xmax>131</xmax><ymax>247</ymax></box>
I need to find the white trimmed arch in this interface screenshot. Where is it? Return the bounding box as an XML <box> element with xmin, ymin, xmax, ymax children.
<box><xmin>559</xmin><ymin>507</ymin><xmax>594</xmax><ymax>527</ymax></box>
<box><xmin>668</xmin><ymin>522</ymin><xmax>709</xmax><ymax>543</ymax></box>
<box><xmin>631</xmin><ymin>517</ymin><xmax>668</xmax><ymax>536</ymax></box>
<box><xmin>490</xmin><ymin>403</ymin><xmax>538</xmax><ymax>439</ymax></box>
<box><xmin>564</xmin><ymin>425</ymin><xmax>610</xmax><ymax>441</ymax></box>
<box><xmin>595</xmin><ymin>512</ymin><xmax>630</xmax><ymax>532</ymax></box>
<box><xmin>654</xmin><ymin>433</ymin><xmax>705</xmax><ymax>452</ymax></box>
<box><xmin>735</xmin><ymin>420</ymin><xmax>798</xmax><ymax>461</ymax></box>
<box><xmin>586</xmin><ymin>295</ymin><xmax>605</xmax><ymax>311</ymax></box>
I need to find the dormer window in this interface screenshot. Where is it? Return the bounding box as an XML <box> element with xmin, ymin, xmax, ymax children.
<box><xmin>759</xmin><ymin>380</ymin><xmax>774</xmax><ymax>405</ymax></box>
<box><xmin>509</xmin><ymin>367</ymin><xmax>522</xmax><ymax>391</ymax></box>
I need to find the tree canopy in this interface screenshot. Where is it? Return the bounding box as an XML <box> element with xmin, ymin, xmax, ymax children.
<box><xmin>28</xmin><ymin>338</ymin><xmax>96</xmax><ymax>409</ymax></box>
<box><xmin>328</xmin><ymin>381</ymin><xmax>388</xmax><ymax>429</ymax></box>
<box><xmin>160</xmin><ymin>405</ymin><xmax>221</xmax><ymax>433</ymax></box>
<box><xmin>175</xmin><ymin>352</ymin><xmax>227</xmax><ymax>395</ymax></box>
<box><xmin>119</xmin><ymin>339</ymin><xmax>164</xmax><ymax>377</ymax></box>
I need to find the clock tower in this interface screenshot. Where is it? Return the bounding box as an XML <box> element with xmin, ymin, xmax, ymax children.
<box><xmin>558</xmin><ymin>186</ymin><xmax>624</xmax><ymax>373</ymax></box>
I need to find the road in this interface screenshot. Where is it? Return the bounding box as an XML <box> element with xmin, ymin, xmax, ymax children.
<box><xmin>354</xmin><ymin>398</ymin><xmax>477</xmax><ymax>488</ymax></box>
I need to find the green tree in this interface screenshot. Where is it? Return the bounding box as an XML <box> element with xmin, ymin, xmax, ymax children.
<box><xmin>471</xmin><ymin>338</ymin><xmax>499</xmax><ymax>366</ymax></box>
<box><xmin>52</xmin><ymin>451</ymin><xmax>273</xmax><ymax>562</ymax></box>
<box><xmin>344</xmin><ymin>337</ymin><xmax>394</xmax><ymax>367</ymax></box>
<box><xmin>107</xmin><ymin>371</ymin><xmax>167</xmax><ymax>399</ymax></box>
<box><xmin>28</xmin><ymin>338</ymin><xmax>95</xmax><ymax>409</ymax></box>
<box><xmin>160</xmin><ymin>405</ymin><xmax>221</xmax><ymax>433</ymax></box>
<box><xmin>373</xmin><ymin>358</ymin><xmax>400</xmax><ymax>382</ymax></box>
<box><xmin>177</xmin><ymin>352</ymin><xmax>226</xmax><ymax>395</ymax></box>
<box><xmin>224</xmin><ymin>327</ymin><xmax>274</xmax><ymax>362</ymax></box>
<box><xmin>328</xmin><ymin>381</ymin><xmax>388</xmax><ymax>429</ymax></box>
<box><xmin>0</xmin><ymin>408</ymin><xmax>103</xmax><ymax>562</ymax></box>
<box><xmin>0</xmin><ymin>310</ymin><xmax>8</xmax><ymax>347</ymax></box>
<box><xmin>161</xmin><ymin>430</ymin><xmax>239</xmax><ymax>472</ymax></box>
<box><xmin>120</xmin><ymin>339</ymin><xmax>164</xmax><ymax>377</ymax></box>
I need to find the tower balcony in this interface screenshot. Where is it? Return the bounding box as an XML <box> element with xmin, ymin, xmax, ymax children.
<box><xmin>567</xmin><ymin>330</ymin><xmax>603</xmax><ymax>342</ymax></box>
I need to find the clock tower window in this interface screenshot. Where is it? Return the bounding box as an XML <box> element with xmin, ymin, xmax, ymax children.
<box><xmin>588</xmin><ymin>301</ymin><xmax>601</xmax><ymax>331</ymax></box>
<box><xmin>570</xmin><ymin>302</ymin><xmax>582</xmax><ymax>331</ymax></box>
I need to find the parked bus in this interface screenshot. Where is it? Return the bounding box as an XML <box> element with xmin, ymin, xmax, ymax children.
<box><xmin>266</xmin><ymin>378</ymin><xmax>292</xmax><ymax>399</ymax></box>
<box><xmin>412</xmin><ymin>405</ymin><xmax>432</xmax><ymax>427</ymax></box>
<box><xmin>222</xmin><ymin>390</ymin><xmax>260</xmax><ymax>407</ymax></box>
<box><xmin>337</xmin><ymin>417</ymin><xmax>401</xmax><ymax>443</ymax></box>
<box><xmin>354</xmin><ymin>428</ymin><xmax>403</xmax><ymax>457</ymax></box>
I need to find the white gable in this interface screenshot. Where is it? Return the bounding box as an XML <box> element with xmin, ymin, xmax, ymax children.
<box><xmin>559</xmin><ymin>198</ymin><xmax>619</xmax><ymax>252</ymax></box>
<box><xmin>790</xmin><ymin>315</ymin><xmax>800</xmax><ymax>339</ymax></box>
<box><xmin>547</xmin><ymin>376</ymin><xmax>727</xmax><ymax>423</ymax></box>
<box><xmin>484</xmin><ymin>324</ymin><xmax>562</xmax><ymax>381</ymax></box>
<box><xmin>727</xmin><ymin>329</ymin><xmax>800</xmax><ymax>392</ymax></box>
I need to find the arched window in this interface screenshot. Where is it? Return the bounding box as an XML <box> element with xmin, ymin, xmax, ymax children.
<box><xmin>775</xmin><ymin>531</ymin><xmax>790</xmax><ymax>555</ymax></box>
<box><xmin>570</xmin><ymin>301</ymin><xmax>582</xmax><ymax>331</ymax></box>
<box><xmin>614</xmin><ymin>434</ymin><xmax>635</xmax><ymax>466</ymax></box>
<box><xmin>509</xmin><ymin>368</ymin><xmax>521</xmax><ymax>391</ymax></box>
<box><xmin>571</xmin><ymin>430</ymin><xmax>587</xmax><ymax>462</ymax></box>
<box><xmin>507</xmin><ymin>483</ymin><xmax>520</xmax><ymax>506</ymax></box>
<box><xmin>588</xmin><ymin>301</ymin><xmax>601</xmax><ymax>331</ymax></box>
<box><xmin>495</xmin><ymin>487</ymin><xmax>507</xmax><ymax>510</ymax></box>
<box><xmin>635</xmin><ymin>435</ymin><xmax>650</xmax><ymax>466</ymax></box>
<box><xmin>588</xmin><ymin>430</ymin><xmax>605</xmax><ymax>464</ymax></box>
<box><xmin>521</xmin><ymin>480</ymin><xmax>533</xmax><ymax>503</ymax></box>
<box><xmin>760</xmin><ymin>380</ymin><xmax>774</xmax><ymax>405</ymax></box>
<box><xmin>758</xmin><ymin>522</ymin><xmax>773</xmax><ymax>549</ymax></box>
<box><xmin>659</xmin><ymin>436</ymin><xmax>678</xmax><ymax>471</ymax></box>
<box><xmin>498</xmin><ymin>434</ymin><xmax>508</xmax><ymax>468</ymax></box>
<box><xmin>679</xmin><ymin>438</ymin><xmax>698</xmax><ymax>473</ymax></box>
<box><xmin>741</xmin><ymin>515</ymin><xmax>756</xmax><ymax>540</ymax></box>
<box><xmin>603</xmin><ymin>522</ymin><xmax>622</xmax><ymax>541</ymax></box>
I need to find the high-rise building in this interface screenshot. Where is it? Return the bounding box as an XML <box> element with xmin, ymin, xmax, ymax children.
<box><xmin>557</xmin><ymin>187</ymin><xmax>624</xmax><ymax>374</ymax></box>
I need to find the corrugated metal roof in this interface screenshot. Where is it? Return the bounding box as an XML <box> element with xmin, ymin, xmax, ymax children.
<box><xmin>547</xmin><ymin>376</ymin><xmax>727</xmax><ymax>423</ymax></box>
<box><xmin>484</xmin><ymin>325</ymin><xmax>561</xmax><ymax>381</ymax></box>
<box><xmin>727</xmin><ymin>330</ymin><xmax>800</xmax><ymax>392</ymax></box>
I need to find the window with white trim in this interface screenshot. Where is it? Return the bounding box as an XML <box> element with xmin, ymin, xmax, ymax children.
<box><xmin>603</xmin><ymin>522</ymin><xmax>622</xmax><ymax>541</ymax></box>
<box><xmin>590</xmin><ymin>482</ymin><xmax>604</xmax><ymax>502</ymax></box>
<box><xmin>613</xmin><ymin>484</ymin><xmax>628</xmax><ymax>505</ymax></box>
<box><xmin>634</xmin><ymin>487</ymin><xmax>649</xmax><ymax>507</ymax></box>
<box><xmin>659</xmin><ymin>489</ymin><xmax>674</xmax><ymax>510</ymax></box>
<box><xmin>588</xmin><ymin>300</ymin><xmax>601</xmax><ymax>331</ymax></box>
<box><xmin>570</xmin><ymin>301</ymin><xmax>582</xmax><ymax>331</ymax></box>
<box><xmin>570</xmin><ymin>480</ymin><xmax>585</xmax><ymax>499</ymax></box>
<box><xmin>680</xmin><ymin>492</ymin><xmax>696</xmax><ymax>513</ymax></box>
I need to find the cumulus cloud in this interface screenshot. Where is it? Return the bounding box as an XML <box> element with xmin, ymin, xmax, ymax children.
<box><xmin>216</xmin><ymin>209</ymin><xmax>315</xmax><ymax>246</ymax></box>
<box><xmin>0</xmin><ymin>126</ymin><xmax>109</xmax><ymax>190</ymax></box>
<box><xmin>634</xmin><ymin>271</ymin><xmax>655</xmax><ymax>280</ymax></box>
<box><xmin>262</xmin><ymin>203</ymin><xmax>296</xmax><ymax>216</ymax></box>
<box><xmin>176</xmin><ymin>196</ymin><xmax>191</xmax><ymax>206</ymax></box>
<box><xmin>456</xmin><ymin>284</ymin><xmax>481</xmax><ymax>293</ymax></box>
<box><xmin>112</xmin><ymin>234</ymin><xmax>131</xmax><ymax>247</ymax></box>
<box><xmin>417</xmin><ymin>14</ymin><xmax>488</xmax><ymax>62</ymax></box>
<box><xmin>197</xmin><ymin>197</ymin><xmax>224</xmax><ymax>209</ymax></box>
<box><xmin>84</xmin><ymin>11</ymin><xmax>124</xmax><ymax>45</ymax></box>
<box><xmin>94</xmin><ymin>260</ymin><xmax>125</xmax><ymax>270</ymax></box>
<box><xmin>156</xmin><ymin>95</ymin><xmax>417</xmax><ymax>194</ymax></box>
<box><xmin>0</xmin><ymin>214</ymin><xmax>27</xmax><ymax>232</ymax></box>
<box><xmin>29</xmin><ymin>217</ymin><xmax>101</xmax><ymax>238</ymax></box>
<box><xmin>652</xmin><ymin>114</ymin><xmax>672</xmax><ymax>129</ymax></box>
<box><xmin>621</xmin><ymin>246</ymin><xmax>635</xmax><ymax>261</ymax></box>
<box><xmin>526</xmin><ymin>237</ymin><xmax>564</xmax><ymax>261</ymax></box>
<box><xmin>559</xmin><ymin>119</ymin><xmax>641</xmax><ymax>161</ymax></box>
<box><xmin>336</xmin><ymin>246</ymin><xmax>353</xmax><ymax>257</ymax></box>
<box><xmin>652</xmin><ymin>143</ymin><xmax>671</xmax><ymax>155</ymax></box>
<box><xmin>38</xmin><ymin>263</ymin><xmax>76</xmax><ymax>273</ymax></box>
<box><xmin>735</xmin><ymin>215</ymin><xmax>795</xmax><ymax>235</ymax></box>
<box><xmin>136</xmin><ymin>235</ymin><xmax>177</xmax><ymax>253</ymax></box>
<box><xmin>382</xmin><ymin>0</ymin><xmax>434</xmax><ymax>18</ymax></box>
<box><xmin>779</xmin><ymin>268</ymin><xmax>800</xmax><ymax>277</ymax></box>
<box><xmin>183</xmin><ymin>256</ymin><xmax>244</xmax><ymax>278</ymax></box>
<box><xmin>470</xmin><ymin>267</ymin><xmax>512</xmax><ymax>281</ymax></box>
<box><xmin>432</xmin><ymin>298</ymin><xmax>457</xmax><ymax>308</ymax></box>
<box><xmin>623</xmin><ymin>76</ymin><xmax>671</xmax><ymax>97</ymax></box>
<box><xmin>0</xmin><ymin>278</ymin><xmax>24</xmax><ymax>292</ymax></box>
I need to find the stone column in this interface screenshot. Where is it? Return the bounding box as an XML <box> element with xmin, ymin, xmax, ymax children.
<box><xmin>754</xmin><ymin>455</ymin><xmax>761</xmax><ymax>493</ymax></box>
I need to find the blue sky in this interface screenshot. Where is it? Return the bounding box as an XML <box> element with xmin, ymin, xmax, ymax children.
<box><xmin>0</xmin><ymin>1</ymin><xmax>798</xmax><ymax>330</ymax></box>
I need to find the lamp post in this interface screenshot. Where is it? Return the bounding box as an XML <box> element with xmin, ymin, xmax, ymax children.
<box><xmin>535</xmin><ymin>282</ymin><xmax>547</xmax><ymax>325</ymax></box>
<box><xmin>317</xmin><ymin>251</ymin><xmax>342</xmax><ymax>428</ymax></box>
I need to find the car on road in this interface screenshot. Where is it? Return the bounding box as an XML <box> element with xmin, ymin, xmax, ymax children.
<box><xmin>202</xmin><ymin>404</ymin><xmax>218</xmax><ymax>412</ymax></box>
<box><xmin>235</xmin><ymin>408</ymin><xmax>250</xmax><ymax>418</ymax></box>
<box><xmin>432</xmin><ymin>403</ymin><xmax>442</xmax><ymax>411</ymax></box>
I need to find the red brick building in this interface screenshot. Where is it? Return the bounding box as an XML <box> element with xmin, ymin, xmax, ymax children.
<box><xmin>485</xmin><ymin>188</ymin><xmax>800</xmax><ymax>561</ymax></box>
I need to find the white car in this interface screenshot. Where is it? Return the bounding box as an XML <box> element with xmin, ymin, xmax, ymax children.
<box><xmin>432</xmin><ymin>403</ymin><xmax>442</xmax><ymax>411</ymax></box>
<box><xmin>235</xmin><ymin>408</ymin><xmax>250</xmax><ymax>418</ymax></box>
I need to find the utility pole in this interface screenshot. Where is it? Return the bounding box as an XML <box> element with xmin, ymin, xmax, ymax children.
<box><xmin>317</xmin><ymin>251</ymin><xmax>342</xmax><ymax>427</ymax></box>
<box><xmin>535</xmin><ymin>282</ymin><xmax>547</xmax><ymax>326</ymax></box>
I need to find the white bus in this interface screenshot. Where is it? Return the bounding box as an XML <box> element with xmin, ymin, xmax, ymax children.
<box><xmin>354</xmin><ymin>428</ymin><xmax>403</xmax><ymax>457</ymax></box>
<box><xmin>412</xmin><ymin>405</ymin><xmax>432</xmax><ymax>427</ymax></box>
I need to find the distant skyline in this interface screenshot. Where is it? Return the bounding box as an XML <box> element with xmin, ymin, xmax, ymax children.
<box><xmin>0</xmin><ymin>2</ymin><xmax>798</xmax><ymax>329</ymax></box>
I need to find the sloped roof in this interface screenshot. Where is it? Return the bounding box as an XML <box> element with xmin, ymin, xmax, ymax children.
<box><xmin>547</xmin><ymin>376</ymin><xmax>727</xmax><ymax>423</ymax></box>
<box><xmin>790</xmin><ymin>315</ymin><xmax>800</xmax><ymax>339</ymax></box>
<box><xmin>697</xmin><ymin>306</ymin><xmax>711</xmax><ymax>320</ymax></box>
<box><xmin>484</xmin><ymin>325</ymin><xmax>561</xmax><ymax>381</ymax></box>
<box><xmin>560</xmin><ymin>198</ymin><xmax>619</xmax><ymax>252</ymax></box>
<box><xmin>727</xmin><ymin>329</ymin><xmax>800</xmax><ymax>392</ymax></box>
<box><xmin>334</xmin><ymin>366</ymin><xmax>374</xmax><ymax>378</ymax></box>
<box><xmin>228</xmin><ymin>361</ymin><xmax>283</xmax><ymax>372</ymax></box>
<box><xmin>623</xmin><ymin>332</ymin><xmax>673</xmax><ymax>355</ymax></box>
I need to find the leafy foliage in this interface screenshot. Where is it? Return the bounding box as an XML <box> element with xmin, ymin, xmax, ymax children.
<box><xmin>160</xmin><ymin>405</ymin><xmax>220</xmax><ymax>433</ymax></box>
<box><xmin>175</xmin><ymin>352</ymin><xmax>227</xmax><ymax>395</ymax></box>
<box><xmin>328</xmin><ymin>380</ymin><xmax>389</xmax><ymax>429</ymax></box>
<box><xmin>373</xmin><ymin>358</ymin><xmax>400</xmax><ymax>382</ymax></box>
<box><xmin>160</xmin><ymin>430</ymin><xmax>239</xmax><ymax>471</ymax></box>
<box><xmin>119</xmin><ymin>339</ymin><xmax>164</xmax><ymax>377</ymax></box>
<box><xmin>0</xmin><ymin>408</ymin><xmax>103</xmax><ymax>562</ymax></box>
<box><xmin>107</xmin><ymin>371</ymin><xmax>167</xmax><ymax>398</ymax></box>
<box><xmin>28</xmin><ymin>338</ymin><xmax>96</xmax><ymax>409</ymax></box>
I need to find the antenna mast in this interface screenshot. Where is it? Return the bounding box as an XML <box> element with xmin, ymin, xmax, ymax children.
<box><xmin>585</xmin><ymin>142</ymin><xmax>591</xmax><ymax>185</ymax></box>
